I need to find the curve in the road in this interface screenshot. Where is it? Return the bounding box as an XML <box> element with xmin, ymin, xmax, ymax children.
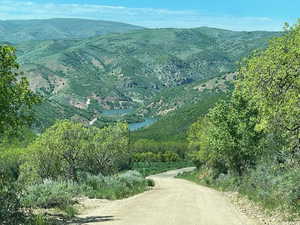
<box><xmin>78</xmin><ymin>167</ymin><xmax>257</xmax><ymax>225</ymax></box>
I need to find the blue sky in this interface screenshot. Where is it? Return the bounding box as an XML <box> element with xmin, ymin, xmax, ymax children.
<box><xmin>0</xmin><ymin>0</ymin><xmax>299</xmax><ymax>31</ymax></box>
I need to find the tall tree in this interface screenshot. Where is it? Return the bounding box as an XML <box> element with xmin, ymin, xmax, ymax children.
<box><xmin>0</xmin><ymin>45</ymin><xmax>40</xmax><ymax>225</ymax></box>
<box><xmin>0</xmin><ymin>45</ymin><xmax>40</xmax><ymax>141</ymax></box>
<box><xmin>236</xmin><ymin>22</ymin><xmax>300</xmax><ymax>153</ymax></box>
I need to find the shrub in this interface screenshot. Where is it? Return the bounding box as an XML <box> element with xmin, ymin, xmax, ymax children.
<box><xmin>239</xmin><ymin>161</ymin><xmax>300</xmax><ymax>212</ymax></box>
<box><xmin>133</xmin><ymin>152</ymin><xmax>161</xmax><ymax>162</ymax></box>
<box><xmin>21</xmin><ymin>179</ymin><xmax>87</xmax><ymax>209</ymax></box>
<box><xmin>0</xmin><ymin>179</ymin><xmax>28</xmax><ymax>225</ymax></box>
<box><xmin>161</xmin><ymin>151</ymin><xmax>180</xmax><ymax>162</ymax></box>
<box><xmin>147</xmin><ymin>179</ymin><xmax>155</xmax><ymax>187</ymax></box>
<box><xmin>27</xmin><ymin>214</ymin><xmax>57</xmax><ymax>225</ymax></box>
<box><xmin>82</xmin><ymin>171</ymin><xmax>149</xmax><ymax>200</ymax></box>
<box><xmin>21</xmin><ymin>170</ymin><xmax>150</xmax><ymax>215</ymax></box>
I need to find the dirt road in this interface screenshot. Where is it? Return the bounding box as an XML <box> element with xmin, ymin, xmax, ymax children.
<box><xmin>78</xmin><ymin>168</ymin><xmax>257</xmax><ymax>225</ymax></box>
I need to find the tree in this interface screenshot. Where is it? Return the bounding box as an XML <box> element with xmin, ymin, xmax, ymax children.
<box><xmin>188</xmin><ymin>21</ymin><xmax>300</xmax><ymax>175</ymax></box>
<box><xmin>22</xmin><ymin>121</ymin><xmax>130</xmax><ymax>181</ymax></box>
<box><xmin>188</xmin><ymin>96</ymin><xmax>264</xmax><ymax>175</ymax></box>
<box><xmin>236</xmin><ymin>21</ymin><xmax>300</xmax><ymax>153</ymax></box>
<box><xmin>85</xmin><ymin>123</ymin><xmax>130</xmax><ymax>175</ymax></box>
<box><xmin>0</xmin><ymin>45</ymin><xmax>41</xmax><ymax>141</ymax></box>
<box><xmin>0</xmin><ymin>45</ymin><xmax>40</xmax><ymax>225</ymax></box>
<box><xmin>27</xmin><ymin>120</ymin><xmax>89</xmax><ymax>181</ymax></box>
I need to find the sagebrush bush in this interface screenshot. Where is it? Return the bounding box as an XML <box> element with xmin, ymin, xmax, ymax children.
<box><xmin>21</xmin><ymin>170</ymin><xmax>150</xmax><ymax>212</ymax></box>
<box><xmin>82</xmin><ymin>171</ymin><xmax>149</xmax><ymax>200</ymax></box>
<box><xmin>240</xmin><ymin>162</ymin><xmax>300</xmax><ymax>212</ymax></box>
<box><xmin>22</xmin><ymin>179</ymin><xmax>88</xmax><ymax>208</ymax></box>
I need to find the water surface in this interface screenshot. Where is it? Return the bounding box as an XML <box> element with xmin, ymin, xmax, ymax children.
<box><xmin>129</xmin><ymin>118</ymin><xmax>157</xmax><ymax>131</ymax></box>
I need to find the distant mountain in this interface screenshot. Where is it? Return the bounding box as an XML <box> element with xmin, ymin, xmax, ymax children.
<box><xmin>0</xmin><ymin>18</ymin><xmax>144</xmax><ymax>43</ymax></box>
<box><xmin>11</xmin><ymin>26</ymin><xmax>280</xmax><ymax>128</ymax></box>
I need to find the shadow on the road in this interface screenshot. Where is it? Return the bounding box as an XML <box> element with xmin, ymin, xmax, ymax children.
<box><xmin>45</xmin><ymin>213</ymin><xmax>115</xmax><ymax>224</ymax></box>
<box><xmin>67</xmin><ymin>216</ymin><xmax>115</xmax><ymax>224</ymax></box>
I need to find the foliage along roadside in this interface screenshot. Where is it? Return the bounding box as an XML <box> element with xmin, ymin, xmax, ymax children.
<box><xmin>186</xmin><ymin>21</ymin><xmax>300</xmax><ymax>215</ymax></box>
<box><xmin>0</xmin><ymin>45</ymin><xmax>42</xmax><ymax>225</ymax></box>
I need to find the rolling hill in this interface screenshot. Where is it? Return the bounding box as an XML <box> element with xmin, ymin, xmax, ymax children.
<box><xmin>0</xmin><ymin>21</ymin><xmax>281</xmax><ymax>129</ymax></box>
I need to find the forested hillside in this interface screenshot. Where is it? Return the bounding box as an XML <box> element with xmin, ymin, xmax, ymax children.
<box><xmin>11</xmin><ymin>27</ymin><xmax>279</xmax><ymax>128</ymax></box>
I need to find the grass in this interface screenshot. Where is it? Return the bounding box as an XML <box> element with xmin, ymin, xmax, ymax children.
<box><xmin>132</xmin><ymin>161</ymin><xmax>194</xmax><ymax>177</ymax></box>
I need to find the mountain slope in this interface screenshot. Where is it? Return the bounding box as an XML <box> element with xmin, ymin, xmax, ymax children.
<box><xmin>13</xmin><ymin>27</ymin><xmax>280</xmax><ymax>128</ymax></box>
<box><xmin>132</xmin><ymin>90</ymin><xmax>229</xmax><ymax>142</ymax></box>
<box><xmin>0</xmin><ymin>18</ymin><xmax>144</xmax><ymax>43</ymax></box>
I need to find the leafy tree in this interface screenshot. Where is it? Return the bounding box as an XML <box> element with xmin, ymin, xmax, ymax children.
<box><xmin>27</xmin><ymin>120</ymin><xmax>89</xmax><ymax>181</ymax></box>
<box><xmin>84</xmin><ymin>123</ymin><xmax>130</xmax><ymax>175</ymax></box>
<box><xmin>189</xmin><ymin>21</ymin><xmax>300</xmax><ymax>176</ymax></box>
<box><xmin>0</xmin><ymin>45</ymin><xmax>40</xmax><ymax>225</ymax></box>
<box><xmin>189</xmin><ymin>95</ymin><xmax>264</xmax><ymax>175</ymax></box>
<box><xmin>236</xmin><ymin>21</ymin><xmax>300</xmax><ymax>153</ymax></box>
<box><xmin>22</xmin><ymin>121</ymin><xmax>130</xmax><ymax>182</ymax></box>
<box><xmin>0</xmin><ymin>45</ymin><xmax>40</xmax><ymax>141</ymax></box>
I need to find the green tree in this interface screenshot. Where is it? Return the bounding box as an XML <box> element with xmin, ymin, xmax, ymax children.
<box><xmin>22</xmin><ymin>121</ymin><xmax>130</xmax><ymax>182</ymax></box>
<box><xmin>85</xmin><ymin>123</ymin><xmax>130</xmax><ymax>175</ymax></box>
<box><xmin>27</xmin><ymin>120</ymin><xmax>88</xmax><ymax>181</ymax></box>
<box><xmin>189</xmin><ymin>96</ymin><xmax>263</xmax><ymax>175</ymax></box>
<box><xmin>0</xmin><ymin>45</ymin><xmax>40</xmax><ymax>225</ymax></box>
<box><xmin>0</xmin><ymin>45</ymin><xmax>40</xmax><ymax>141</ymax></box>
<box><xmin>236</xmin><ymin>21</ymin><xmax>300</xmax><ymax>153</ymax></box>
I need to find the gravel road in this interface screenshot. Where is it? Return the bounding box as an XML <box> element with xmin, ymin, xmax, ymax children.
<box><xmin>78</xmin><ymin>168</ymin><xmax>257</xmax><ymax>225</ymax></box>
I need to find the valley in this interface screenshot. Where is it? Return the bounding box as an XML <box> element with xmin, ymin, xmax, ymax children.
<box><xmin>1</xmin><ymin>16</ymin><xmax>299</xmax><ymax>225</ymax></box>
<box><xmin>5</xmin><ymin>19</ymin><xmax>280</xmax><ymax>130</ymax></box>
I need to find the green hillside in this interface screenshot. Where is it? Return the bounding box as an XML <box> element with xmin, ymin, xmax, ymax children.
<box><xmin>9</xmin><ymin>26</ymin><xmax>280</xmax><ymax>128</ymax></box>
<box><xmin>0</xmin><ymin>18</ymin><xmax>144</xmax><ymax>43</ymax></box>
<box><xmin>132</xmin><ymin>90</ymin><xmax>229</xmax><ymax>142</ymax></box>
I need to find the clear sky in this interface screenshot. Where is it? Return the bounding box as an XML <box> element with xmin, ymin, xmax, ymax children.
<box><xmin>0</xmin><ymin>0</ymin><xmax>299</xmax><ymax>31</ymax></box>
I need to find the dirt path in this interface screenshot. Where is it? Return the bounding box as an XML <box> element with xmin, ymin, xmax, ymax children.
<box><xmin>78</xmin><ymin>168</ymin><xmax>258</xmax><ymax>225</ymax></box>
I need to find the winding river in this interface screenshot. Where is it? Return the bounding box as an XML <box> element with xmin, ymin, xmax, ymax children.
<box><xmin>101</xmin><ymin>109</ymin><xmax>157</xmax><ymax>131</ymax></box>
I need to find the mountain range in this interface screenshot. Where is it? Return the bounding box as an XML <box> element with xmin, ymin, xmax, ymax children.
<box><xmin>0</xmin><ymin>18</ymin><xmax>281</xmax><ymax>129</ymax></box>
<box><xmin>0</xmin><ymin>18</ymin><xmax>143</xmax><ymax>43</ymax></box>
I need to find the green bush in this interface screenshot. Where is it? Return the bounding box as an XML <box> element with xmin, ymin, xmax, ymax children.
<box><xmin>21</xmin><ymin>170</ymin><xmax>150</xmax><ymax>212</ymax></box>
<box><xmin>133</xmin><ymin>151</ymin><xmax>180</xmax><ymax>163</ymax></box>
<box><xmin>21</xmin><ymin>179</ymin><xmax>87</xmax><ymax>209</ymax></box>
<box><xmin>133</xmin><ymin>152</ymin><xmax>161</xmax><ymax>162</ymax></box>
<box><xmin>0</xmin><ymin>179</ymin><xmax>28</xmax><ymax>225</ymax></box>
<box><xmin>83</xmin><ymin>171</ymin><xmax>149</xmax><ymax>200</ymax></box>
<box><xmin>27</xmin><ymin>214</ymin><xmax>58</xmax><ymax>225</ymax></box>
<box><xmin>147</xmin><ymin>179</ymin><xmax>155</xmax><ymax>187</ymax></box>
<box><xmin>131</xmin><ymin>139</ymin><xmax>189</xmax><ymax>160</ymax></box>
<box><xmin>239</xmin><ymin>162</ymin><xmax>300</xmax><ymax>212</ymax></box>
<box><xmin>161</xmin><ymin>151</ymin><xmax>180</xmax><ymax>162</ymax></box>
